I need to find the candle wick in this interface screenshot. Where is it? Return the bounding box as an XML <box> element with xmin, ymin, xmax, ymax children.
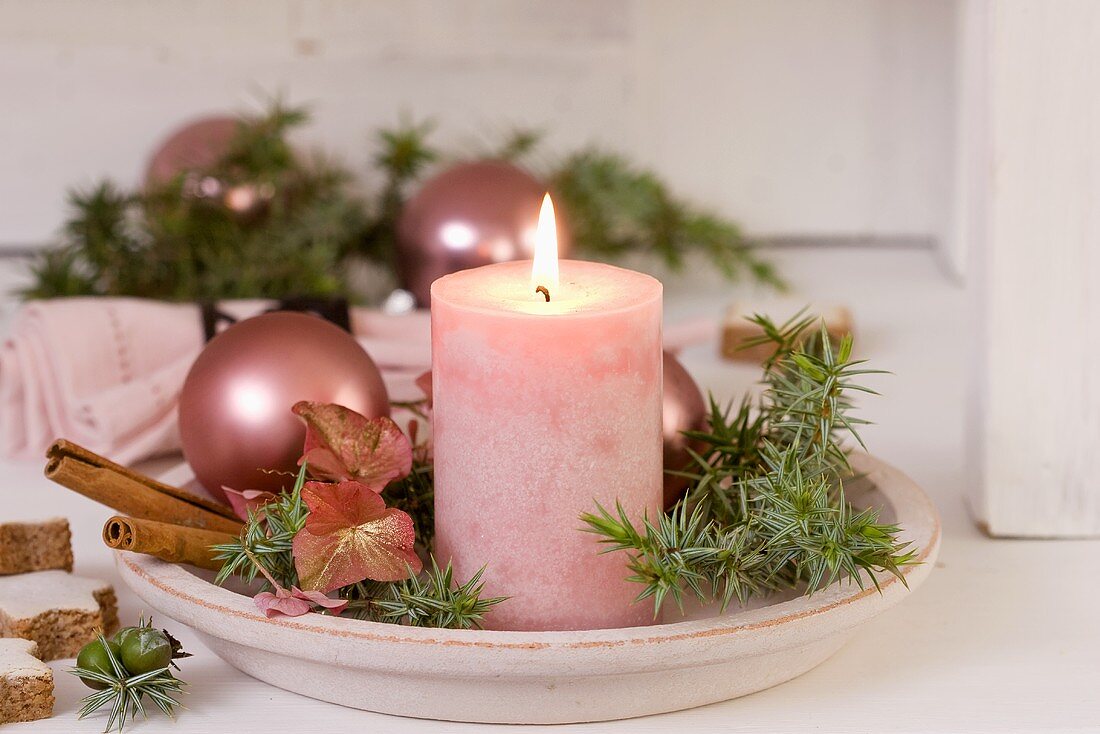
<box><xmin>535</xmin><ymin>285</ymin><xmax>551</xmax><ymax>302</ymax></box>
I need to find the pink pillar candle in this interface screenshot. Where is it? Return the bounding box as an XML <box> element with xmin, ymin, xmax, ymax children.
<box><xmin>431</xmin><ymin>259</ymin><xmax>663</xmax><ymax>631</ymax></box>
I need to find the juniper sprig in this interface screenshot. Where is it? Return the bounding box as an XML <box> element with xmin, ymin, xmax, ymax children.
<box><xmin>582</xmin><ymin>311</ymin><xmax>916</xmax><ymax>616</ymax></box>
<box><xmin>211</xmin><ymin>462</ymin><xmax>506</xmax><ymax>629</ymax></box>
<box><xmin>211</xmin><ymin>464</ymin><xmax>308</xmax><ymax>591</ymax></box>
<box><xmin>342</xmin><ymin>557</ymin><xmax>506</xmax><ymax>630</ymax></box>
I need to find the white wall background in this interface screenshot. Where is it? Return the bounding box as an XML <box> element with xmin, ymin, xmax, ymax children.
<box><xmin>0</xmin><ymin>0</ymin><xmax>956</xmax><ymax>253</ymax></box>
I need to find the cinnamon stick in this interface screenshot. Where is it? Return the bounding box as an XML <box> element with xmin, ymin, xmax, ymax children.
<box><xmin>45</xmin><ymin>440</ymin><xmax>242</xmax><ymax>534</ymax></box>
<box><xmin>102</xmin><ymin>516</ymin><xmax>235</xmax><ymax>571</ymax></box>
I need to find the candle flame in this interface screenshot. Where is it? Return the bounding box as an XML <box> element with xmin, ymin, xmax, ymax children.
<box><xmin>531</xmin><ymin>193</ymin><xmax>559</xmax><ymax>300</ymax></box>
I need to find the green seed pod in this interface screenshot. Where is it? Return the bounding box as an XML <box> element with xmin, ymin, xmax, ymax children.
<box><xmin>116</xmin><ymin>626</ymin><xmax>173</xmax><ymax>674</ymax></box>
<box><xmin>76</xmin><ymin>638</ymin><xmax>122</xmax><ymax>690</ymax></box>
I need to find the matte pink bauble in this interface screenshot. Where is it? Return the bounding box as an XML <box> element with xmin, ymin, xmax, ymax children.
<box><xmin>663</xmin><ymin>351</ymin><xmax>707</xmax><ymax>509</ymax></box>
<box><xmin>179</xmin><ymin>312</ymin><xmax>390</xmax><ymax>499</ymax></box>
<box><xmin>145</xmin><ymin>116</ymin><xmax>238</xmax><ymax>189</ymax></box>
<box><xmin>395</xmin><ymin>161</ymin><xmax>571</xmax><ymax>305</ymax></box>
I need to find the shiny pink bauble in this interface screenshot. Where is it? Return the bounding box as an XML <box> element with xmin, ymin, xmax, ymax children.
<box><xmin>662</xmin><ymin>351</ymin><xmax>708</xmax><ymax>509</ymax></box>
<box><xmin>395</xmin><ymin>160</ymin><xmax>572</xmax><ymax>305</ymax></box>
<box><xmin>144</xmin><ymin>116</ymin><xmax>238</xmax><ymax>189</ymax></box>
<box><xmin>178</xmin><ymin>312</ymin><xmax>390</xmax><ymax>499</ymax></box>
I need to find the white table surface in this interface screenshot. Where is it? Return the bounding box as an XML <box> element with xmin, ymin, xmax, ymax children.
<box><xmin>2</xmin><ymin>248</ymin><xmax>1098</xmax><ymax>733</ymax></box>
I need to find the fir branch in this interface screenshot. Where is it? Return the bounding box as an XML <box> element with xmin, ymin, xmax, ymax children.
<box><xmin>372</xmin><ymin>118</ymin><xmax>439</xmax><ymax>186</ymax></box>
<box><xmin>583</xmin><ymin>500</ymin><xmax>729</xmax><ymax>613</ymax></box>
<box><xmin>18</xmin><ymin>246</ymin><xmax>98</xmax><ymax>299</ymax></box>
<box><xmin>547</xmin><ymin>150</ymin><xmax>783</xmax><ymax>288</ymax></box>
<box><xmin>358</xmin><ymin>120</ymin><xmax>781</xmax><ymax>289</ymax></box>
<box><xmin>360</xmin><ymin>118</ymin><xmax>439</xmax><ymax>268</ymax></box>
<box><xmin>215</xmin><ymin>95</ymin><xmax>305</xmax><ymax>178</ymax></box>
<box><xmin>493</xmin><ymin>128</ymin><xmax>543</xmax><ymax>162</ymax></box>
<box><xmin>24</xmin><ymin>101</ymin><xmax>366</xmax><ymax>302</ymax></box>
<box><xmin>23</xmin><ymin>108</ymin><xmax>783</xmax><ymax>301</ymax></box>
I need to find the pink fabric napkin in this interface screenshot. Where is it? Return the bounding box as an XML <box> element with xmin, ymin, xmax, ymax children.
<box><xmin>0</xmin><ymin>297</ymin><xmax>711</xmax><ymax>465</ymax></box>
<box><xmin>0</xmin><ymin>298</ymin><xmax>431</xmax><ymax>464</ymax></box>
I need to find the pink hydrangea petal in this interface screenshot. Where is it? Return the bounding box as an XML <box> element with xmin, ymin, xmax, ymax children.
<box><xmin>253</xmin><ymin>589</ymin><xmax>312</xmax><ymax>618</ymax></box>
<box><xmin>290</xmin><ymin>587</ymin><xmax>349</xmax><ymax>616</ymax></box>
<box><xmin>292</xmin><ymin>402</ymin><xmax>412</xmax><ymax>489</ymax></box>
<box><xmin>298</xmin><ymin>480</ymin><xmax>387</xmax><ymax>534</ymax></box>
<box><xmin>293</xmin><ymin>481</ymin><xmax>422</xmax><ymax>592</ymax></box>
<box><xmin>223</xmin><ymin>486</ymin><xmax>279</xmax><ymax>521</ymax></box>
<box><xmin>298</xmin><ymin>447</ymin><xmax>354</xmax><ymax>484</ymax></box>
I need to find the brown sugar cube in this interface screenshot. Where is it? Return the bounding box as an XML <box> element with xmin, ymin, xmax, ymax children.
<box><xmin>0</xmin><ymin>519</ymin><xmax>73</xmax><ymax>575</ymax></box>
<box><xmin>721</xmin><ymin>303</ymin><xmax>853</xmax><ymax>363</ymax></box>
<box><xmin>0</xmin><ymin>638</ymin><xmax>54</xmax><ymax>724</ymax></box>
<box><xmin>0</xmin><ymin>570</ymin><xmax>119</xmax><ymax>660</ymax></box>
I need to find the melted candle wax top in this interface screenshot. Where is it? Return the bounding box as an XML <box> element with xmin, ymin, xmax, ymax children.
<box><xmin>431</xmin><ymin>260</ymin><xmax>662</xmax><ymax>317</ymax></box>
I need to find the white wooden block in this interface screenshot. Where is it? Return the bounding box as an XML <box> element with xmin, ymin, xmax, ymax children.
<box><xmin>965</xmin><ymin>0</ymin><xmax>1100</xmax><ymax>536</ymax></box>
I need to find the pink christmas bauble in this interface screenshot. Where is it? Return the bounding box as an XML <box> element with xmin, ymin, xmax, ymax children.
<box><xmin>662</xmin><ymin>351</ymin><xmax>707</xmax><ymax>509</ymax></box>
<box><xmin>179</xmin><ymin>312</ymin><xmax>390</xmax><ymax>499</ymax></box>
<box><xmin>395</xmin><ymin>160</ymin><xmax>571</xmax><ymax>305</ymax></box>
<box><xmin>144</xmin><ymin>116</ymin><xmax>238</xmax><ymax>189</ymax></box>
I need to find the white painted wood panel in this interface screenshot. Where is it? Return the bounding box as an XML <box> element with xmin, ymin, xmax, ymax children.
<box><xmin>967</xmin><ymin>0</ymin><xmax>1100</xmax><ymax>536</ymax></box>
<box><xmin>0</xmin><ymin>0</ymin><xmax>954</xmax><ymax>249</ymax></box>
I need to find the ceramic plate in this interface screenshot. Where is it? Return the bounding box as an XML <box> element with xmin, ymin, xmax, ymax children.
<box><xmin>116</xmin><ymin>452</ymin><xmax>939</xmax><ymax>724</ymax></box>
